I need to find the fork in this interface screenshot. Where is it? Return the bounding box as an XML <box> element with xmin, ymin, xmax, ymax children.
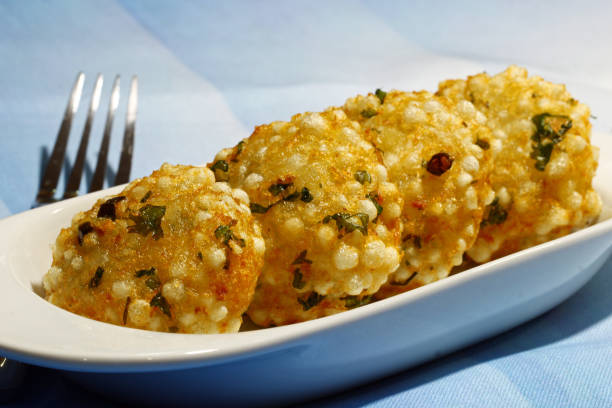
<box><xmin>35</xmin><ymin>72</ymin><xmax>139</xmax><ymax>205</ymax></box>
<box><xmin>0</xmin><ymin>72</ymin><xmax>138</xmax><ymax>400</ymax></box>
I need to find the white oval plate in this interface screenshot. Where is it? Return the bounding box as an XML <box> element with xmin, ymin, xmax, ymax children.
<box><xmin>1</xmin><ymin>131</ymin><xmax>611</xmax><ymax>406</ymax></box>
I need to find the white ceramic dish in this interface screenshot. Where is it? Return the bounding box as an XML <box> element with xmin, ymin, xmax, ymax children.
<box><xmin>1</xmin><ymin>130</ymin><xmax>611</xmax><ymax>407</ymax></box>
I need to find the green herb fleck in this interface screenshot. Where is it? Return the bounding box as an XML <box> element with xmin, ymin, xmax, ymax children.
<box><xmin>140</xmin><ymin>190</ymin><xmax>152</xmax><ymax>203</ymax></box>
<box><xmin>122</xmin><ymin>296</ymin><xmax>131</xmax><ymax>325</ymax></box>
<box><xmin>97</xmin><ymin>196</ymin><xmax>126</xmax><ymax>221</ymax></box>
<box><xmin>323</xmin><ymin>212</ymin><xmax>369</xmax><ymax>235</ymax></box>
<box><xmin>390</xmin><ymin>271</ymin><xmax>418</xmax><ymax>286</ymax></box>
<box><xmin>197</xmin><ymin>251</ymin><xmax>203</xmax><ymax>261</ymax></box>
<box><xmin>269</xmin><ymin>182</ymin><xmax>293</xmax><ymax>196</ymax></box>
<box><xmin>88</xmin><ymin>266</ymin><xmax>104</xmax><ymax>288</ymax></box>
<box><xmin>250</xmin><ymin>203</ymin><xmax>271</xmax><ymax>214</ymax></box>
<box><xmin>292</xmin><ymin>268</ymin><xmax>306</xmax><ymax>289</ymax></box>
<box><xmin>402</xmin><ymin>234</ymin><xmax>421</xmax><ymax>249</ymax></box>
<box><xmin>282</xmin><ymin>191</ymin><xmax>300</xmax><ymax>202</ymax></box>
<box><xmin>300</xmin><ymin>187</ymin><xmax>313</xmax><ymax>203</ymax></box>
<box><xmin>135</xmin><ymin>267</ymin><xmax>156</xmax><ymax>278</ymax></box>
<box><xmin>292</xmin><ymin>250</ymin><xmax>313</xmax><ymax>265</ymax></box>
<box><xmin>475</xmin><ymin>138</ymin><xmax>490</xmax><ymax>150</ymax></box>
<box><xmin>230</xmin><ymin>140</ymin><xmax>245</xmax><ymax>162</ymax></box>
<box><xmin>354</xmin><ymin>170</ymin><xmax>372</xmax><ymax>185</ymax></box>
<box><xmin>361</xmin><ymin>108</ymin><xmax>378</xmax><ymax>119</ymax></box>
<box><xmin>150</xmin><ymin>292</ymin><xmax>171</xmax><ymax>317</ymax></box>
<box><xmin>128</xmin><ymin>205</ymin><xmax>166</xmax><ymax>240</ymax></box>
<box><xmin>78</xmin><ymin>222</ymin><xmax>93</xmax><ymax>246</ymax></box>
<box><xmin>298</xmin><ymin>292</ymin><xmax>325</xmax><ymax>311</ymax></box>
<box><xmin>343</xmin><ymin>294</ymin><xmax>373</xmax><ymax>309</ymax></box>
<box><xmin>366</xmin><ymin>192</ymin><xmax>383</xmax><ymax>220</ymax></box>
<box><xmin>214</xmin><ymin>224</ymin><xmax>245</xmax><ymax>247</ymax></box>
<box><xmin>145</xmin><ymin>275</ymin><xmax>161</xmax><ymax>290</ymax></box>
<box><xmin>530</xmin><ymin>113</ymin><xmax>572</xmax><ymax>171</ymax></box>
<box><xmin>210</xmin><ymin>160</ymin><xmax>229</xmax><ymax>172</ymax></box>
<box><xmin>481</xmin><ymin>197</ymin><xmax>508</xmax><ymax>226</ymax></box>
<box><xmin>375</xmin><ymin>88</ymin><xmax>387</xmax><ymax>104</ymax></box>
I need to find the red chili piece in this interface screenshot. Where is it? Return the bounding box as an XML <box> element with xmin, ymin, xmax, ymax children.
<box><xmin>426</xmin><ymin>153</ymin><xmax>453</xmax><ymax>176</ymax></box>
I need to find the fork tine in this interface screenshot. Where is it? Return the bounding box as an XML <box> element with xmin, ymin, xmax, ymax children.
<box><xmin>114</xmin><ymin>75</ymin><xmax>138</xmax><ymax>186</ymax></box>
<box><xmin>90</xmin><ymin>75</ymin><xmax>120</xmax><ymax>193</ymax></box>
<box><xmin>63</xmin><ymin>74</ymin><xmax>104</xmax><ymax>199</ymax></box>
<box><xmin>35</xmin><ymin>72</ymin><xmax>85</xmax><ymax>203</ymax></box>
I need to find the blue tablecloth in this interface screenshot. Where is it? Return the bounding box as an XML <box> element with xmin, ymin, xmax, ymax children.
<box><xmin>1</xmin><ymin>1</ymin><xmax>612</xmax><ymax>406</ymax></box>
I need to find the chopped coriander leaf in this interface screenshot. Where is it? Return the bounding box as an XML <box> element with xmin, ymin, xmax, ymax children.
<box><xmin>298</xmin><ymin>292</ymin><xmax>325</xmax><ymax>311</ymax></box>
<box><xmin>361</xmin><ymin>108</ymin><xmax>378</xmax><ymax>118</ymax></box>
<box><xmin>475</xmin><ymin>138</ymin><xmax>490</xmax><ymax>150</ymax></box>
<box><xmin>390</xmin><ymin>271</ymin><xmax>418</xmax><ymax>286</ymax></box>
<box><xmin>343</xmin><ymin>294</ymin><xmax>373</xmax><ymax>309</ymax></box>
<box><xmin>402</xmin><ymin>234</ymin><xmax>421</xmax><ymax>249</ymax></box>
<box><xmin>366</xmin><ymin>192</ymin><xmax>383</xmax><ymax>219</ymax></box>
<box><xmin>135</xmin><ymin>267</ymin><xmax>156</xmax><ymax>278</ymax></box>
<box><xmin>230</xmin><ymin>140</ymin><xmax>245</xmax><ymax>162</ymax></box>
<box><xmin>150</xmin><ymin>292</ymin><xmax>171</xmax><ymax>317</ymax></box>
<box><xmin>292</xmin><ymin>268</ymin><xmax>306</xmax><ymax>289</ymax></box>
<box><xmin>426</xmin><ymin>153</ymin><xmax>453</xmax><ymax>176</ymax></box>
<box><xmin>128</xmin><ymin>205</ymin><xmax>166</xmax><ymax>240</ymax></box>
<box><xmin>300</xmin><ymin>187</ymin><xmax>313</xmax><ymax>203</ymax></box>
<box><xmin>323</xmin><ymin>212</ymin><xmax>369</xmax><ymax>235</ymax></box>
<box><xmin>210</xmin><ymin>160</ymin><xmax>229</xmax><ymax>172</ymax></box>
<box><xmin>292</xmin><ymin>250</ymin><xmax>313</xmax><ymax>265</ymax></box>
<box><xmin>354</xmin><ymin>170</ymin><xmax>371</xmax><ymax>185</ymax></box>
<box><xmin>481</xmin><ymin>197</ymin><xmax>508</xmax><ymax>226</ymax></box>
<box><xmin>250</xmin><ymin>203</ymin><xmax>271</xmax><ymax>214</ymax></box>
<box><xmin>88</xmin><ymin>266</ymin><xmax>104</xmax><ymax>288</ymax></box>
<box><xmin>197</xmin><ymin>251</ymin><xmax>203</xmax><ymax>261</ymax></box>
<box><xmin>375</xmin><ymin>88</ymin><xmax>387</xmax><ymax>104</ymax></box>
<box><xmin>140</xmin><ymin>190</ymin><xmax>152</xmax><ymax>203</ymax></box>
<box><xmin>214</xmin><ymin>224</ymin><xmax>245</xmax><ymax>248</ymax></box>
<box><xmin>145</xmin><ymin>275</ymin><xmax>161</xmax><ymax>290</ymax></box>
<box><xmin>268</xmin><ymin>182</ymin><xmax>293</xmax><ymax>196</ymax></box>
<box><xmin>122</xmin><ymin>296</ymin><xmax>131</xmax><ymax>325</ymax></box>
<box><xmin>97</xmin><ymin>196</ymin><xmax>126</xmax><ymax>221</ymax></box>
<box><xmin>530</xmin><ymin>113</ymin><xmax>572</xmax><ymax>171</ymax></box>
<box><xmin>77</xmin><ymin>222</ymin><xmax>93</xmax><ymax>246</ymax></box>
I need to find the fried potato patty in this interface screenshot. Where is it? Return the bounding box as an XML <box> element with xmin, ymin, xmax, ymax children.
<box><xmin>342</xmin><ymin>90</ymin><xmax>493</xmax><ymax>298</ymax></box>
<box><xmin>215</xmin><ymin>107</ymin><xmax>403</xmax><ymax>326</ymax></box>
<box><xmin>437</xmin><ymin>66</ymin><xmax>602</xmax><ymax>262</ymax></box>
<box><xmin>44</xmin><ymin>164</ymin><xmax>265</xmax><ymax>333</ymax></box>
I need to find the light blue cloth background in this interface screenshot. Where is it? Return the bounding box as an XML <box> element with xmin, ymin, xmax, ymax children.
<box><xmin>1</xmin><ymin>1</ymin><xmax>612</xmax><ymax>406</ymax></box>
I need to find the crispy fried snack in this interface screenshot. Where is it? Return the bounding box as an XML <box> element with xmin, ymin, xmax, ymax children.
<box><xmin>343</xmin><ymin>90</ymin><xmax>493</xmax><ymax>298</ymax></box>
<box><xmin>437</xmin><ymin>66</ymin><xmax>602</xmax><ymax>262</ymax></box>
<box><xmin>44</xmin><ymin>164</ymin><xmax>265</xmax><ymax>333</ymax></box>
<box><xmin>216</xmin><ymin>108</ymin><xmax>403</xmax><ymax>326</ymax></box>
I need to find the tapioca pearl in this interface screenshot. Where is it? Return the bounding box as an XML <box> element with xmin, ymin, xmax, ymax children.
<box><xmin>208</xmin><ymin>304</ymin><xmax>228</xmax><ymax>322</ymax></box>
<box><xmin>244</xmin><ymin>173</ymin><xmax>263</xmax><ymax>190</ymax></box>
<box><xmin>465</xmin><ymin>187</ymin><xmax>478</xmax><ymax>210</ymax></box>
<box><xmin>358</xmin><ymin>199</ymin><xmax>379</xmax><ymax>222</ymax></box>
<box><xmin>461</xmin><ymin>155</ymin><xmax>480</xmax><ymax>173</ymax></box>
<box><xmin>474</xmin><ymin>111</ymin><xmax>487</xmax><ymax>124</ymax></box>
<box><xmin>70</xmin><ymin>255</ymin><xmax>83</xmax><ymax>270</ymax></box>
<box><xmin>226</xmin><ymin>317</ymin><xmax>242</xmax><ymax>333</ymax></box>
<box><xmin>456</xmin><ymin>100</ymin><xmax>476</xmax><ymax>118</ymax></box>
<box><xmin>491</xmin><ymin>138</ymin><xmax>503</xmax><ymax>154</ymax></box>
<box><xmin>497</xmin><ymin>187</ymin><xmax>511</xmax><ymax>206</ymax></box>
<box><xmin>111</xmin><ymin>280</ymin><xmax>132</xmax><ymax>299</ymax></box>
<box><xmin>157</xmin><ymin>176</ymin><xmax>172</xmax><ymax>191</ymax></box>
<box><xmin>196</xmin><ymin>210</ymin><xmax>212</xmax><ymax>223</ymax></box>
<box><xmin>214</xmin><ymin>148</ymin><xmax>232</xmax><ymax>162</ymax></box>
<box><xmin>317</xmin><ymin>225</ymin><xmax>336</xmax><ymax>248</ymax></box>
<box><xmin>363</xmin><ymin>240</ymin><xmax>386</xmax><ymax>268</ymax></box>
<box><xmin>179</xmin><ymin>312</ymin><xmax>197</xmax><ymax>327</ymax></box>
<box><xmin>423</xmin><ymin>99</ymin><xmax>442</xmax><ymax>113</ymax></box>
<box><xmin>283</xmin><ymin>217</ymin><xmax>304</xmax><ymax>238</ymax></box>
<box><xmin>170</xmin><ymin>261</ymin><xmax>187</xmax><ymax>278</ymax></box>
<box><xmin>346</xmin><ymin>180</ymin><xmax>363</xmax><ymax>195</ymax></box>
<box><xmin>231</xmin><ymin>188</ymin><xmax>250</xmax><ymax>205</ymax></box>
<box><xmin>384</xmin><ymin>152</ymin><xmax>399</xmax><ymax>168</ymax></box>
<box><xmin>162</xmin><ymin>279</ymin><xmax>185</xmax><ymax>302</ymax></box>
<box><xmin>128</xmin><ymin>299</ymin><xmax>151</xmax><ymax>327</ymax></box>
<box><xmin>333</xmin><ymin>244</ymin><xmax>359</xmax><ymax>270</ymax></box>
<box><xmin>43</xmin><ymin>266</ymin><xmax>62</xmax><ymax>292</ymax></box>
<box><xmin>211</xmin><ymin>182</ymin><xmax>232</xmax><ymax>194</ymax></box>
<box><xmin>382</xmin><ymin>202</ymin><xmax>401</xmax><ymax>222</ymax></box>
<box><xmin>404</xmin><ymin>106</ymin><xmax>426</xmax><ymax>123</ymax></box>
<box><xmin>546</xmin><ymin>152</ymin><xmax>570</xmax><ymax>177</ymax></box>
<box><xmin>252</xmin><ymin>237</ymin><xmax>266</xmax><ymax>256</ymax></box>
<box><xmin>314</xmin><ymin>281</ymin><xmax>334</xmax><ymax>295</ymax></box>
<box><xmin>188</xmin><ymin>167</ymin><xmax>215</xmax><ymax>186</ymax></box>
<box><xmin>204</xmin><ymin>248</ymin><xmax>226</xmax><ymax>270</ymax></box>
<box><xmin>229</xmin><ymin>240</ymin><xmax>244</xmax><ymax>255</ymax></box>
<box><xmin>483</xmin><ymin>189</ymin><xmax>496</xmax><ymax>206</ymax></box>
<box><xmin>375</xmin><ymin>224</ymin><xmax>389</xmax><ymax>240</ymax></box>
<box><xmin>346</xmin><ymin>274</ymin><xmax>365</xmax><ymax>296</ymax></box>
<box><xmin>374</xmin><ymin>164</ymin><xmax>388</xmax><ymax>182</ymax></box>
<box><xmin>332</xmin><ymin>109</ymin><xmax>347</xmax><ymax>121</ymax></box>
<box><xmin>493</xmin><ymin>129</ymin><xmax>507</xmax><ymax>140</ymax></box>
<box><xmin>301</xmin><ymin>112</ymin><xmax>328</xmax><ymax>132</ymax></box>
<box><xmin>382</xmin><ymin>246</ymin><xmax>400</xmax><ymax>271</ymax></box>
<box><xmin>456</xmin><ymin>172</ymin><xmax>473</xmax><ymax>188</ymax></box>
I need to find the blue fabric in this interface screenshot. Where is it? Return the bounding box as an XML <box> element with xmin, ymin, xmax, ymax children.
<box><xmin>1</xmin><ymin>1</ymin><xmax>612</xmax><ymax>406</ymax></box>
